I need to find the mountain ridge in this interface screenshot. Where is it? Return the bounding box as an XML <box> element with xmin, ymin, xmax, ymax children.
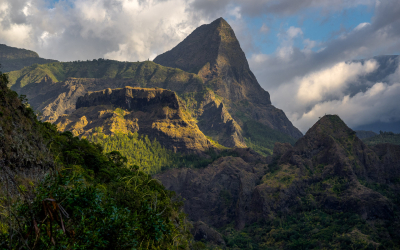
<box><xmin>0</xmin><ymin>44</ymin><xmax>57</xmax><ymax>72</ymax></box>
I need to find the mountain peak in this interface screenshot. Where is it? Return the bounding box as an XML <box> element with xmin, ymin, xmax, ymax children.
<box><xmin>154</xmin><ymin>18</ymin><xmax>271</xmax><ymax>105</ymax></box>
<box><xmin>307</xmin><ymin>115</ymin><xmax>354</xmax><ymax>138</ymax></box>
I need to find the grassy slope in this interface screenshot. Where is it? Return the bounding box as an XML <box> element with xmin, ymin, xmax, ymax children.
<box><xmin>7</xmin><ymin>59</ymin><xmax>201</xmax><ymax>90</ymax></box>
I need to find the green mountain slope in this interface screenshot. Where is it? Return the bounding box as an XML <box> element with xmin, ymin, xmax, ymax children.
<box><xmin>7</xmin><ymin>59</ymin><xmax>202</xmax><ymax>90</ymax></box>
<box><xmin>0</xmin><ymin>44</ymin><xmax>57</xmax><ymax>72</ymax></box>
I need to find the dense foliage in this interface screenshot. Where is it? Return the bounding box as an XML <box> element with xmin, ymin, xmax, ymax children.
<box><xmin>88</xmin><ymin>131</ymin><xmax>239</xmax><ymax>175</ymax></box>
<box><xmin>221</xmin><ymin>210</ymin><xmax>387</xmax><ymax>250</ymax></box>
<box><xmin>0</xmin><ymin>71</ymin><xmax>192</xmax><ymax>249</ymax></box>
<box><xmin>243</xmin><ymin>120</ymin><xmax>296</xmax><ymax>156</ymax></box>
<box><xmin>362</xmin><ymin>131</ymin><xmax>400</xmax><ymax>146</ymax></box>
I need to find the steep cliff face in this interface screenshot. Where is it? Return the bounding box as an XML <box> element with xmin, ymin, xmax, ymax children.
<box><xmin>154</xmin><ymin>18</ymin><xmax>302</xmax><ymax>139</ymax></box>
<box><xmin>55</xmin><ymin>86</ymin><xmax>213</xmax><ymax>154</ymax></box>
<box><xmin>155</xmin><ymin>148</ymin><xmax>266</xmax><ymax>229</ymax></box>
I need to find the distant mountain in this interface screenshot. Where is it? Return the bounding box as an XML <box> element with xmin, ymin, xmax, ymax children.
<box><xmin>355</xmin><ymin>130</ymin><xmax>377</xmax><ymax>139</ymax></box>
<box><xmin>353</xmin><ymin>120</ymin><xmax>400</xmax><ymax>134</ymax></box>
<box><xmin>363</xmin><ymin>131</ymin><xmax>400</xmax><ymax>146</ymax></box>
<box><xmin>0</xmin><ymin>44</ymin><xmax>57</xmax><ymax>72</ymax></box>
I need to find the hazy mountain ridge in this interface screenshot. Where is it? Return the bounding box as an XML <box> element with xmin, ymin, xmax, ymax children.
<box><xmin>363</xmin><ymin>131</ymin><xmax>400</xmax><ymax>146</ymax></box>
<box><xmin>0</xmin><ymin>44</ymin><xmax>57</xmax><ymax>72</ymax></box>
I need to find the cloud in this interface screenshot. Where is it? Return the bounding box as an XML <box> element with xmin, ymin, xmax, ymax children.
<box><xmin>296</xmin><ymin>82</ymin><xmax>400</xmax><ymax>132</ymax></box>
<box><xmin>189</xmin><ymin>0</ymin><xmax>375</xmax><ymax>17</ymax></box>
<box><xmin>0</xmin><ymin>0</ymin><xmax>207</xmax><ymax>61</ymax></box>
<box><xmin>260</xmin><ymin>23</ymin><xmax>270</xmax><ymax>33</ymax></box>
<box><xmin>296</xmin><ymin>60</ymin><xmax>378</xmax><ymax>104</ymax></box>
<box><xmin>271</xmin><ymin>59</ymin><xmax>400</xmax><ymax>132</ymax></box>
<box><xmin>287</xmin><ymin>26</ymin><xmax>303</xmax><ymax>38</ymax></box>
<box><xmin>354</xmin><ymin>22</ymin><xmax>370</xmax><ymax>31</ymax></box>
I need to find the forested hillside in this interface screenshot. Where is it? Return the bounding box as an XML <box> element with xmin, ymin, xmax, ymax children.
<box><xmin>0</xmin><ymin>71</ymin><xmax>192</xmax><ymax>249</ymax></box>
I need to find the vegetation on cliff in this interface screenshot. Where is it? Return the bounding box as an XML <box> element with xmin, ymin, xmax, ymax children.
<box><xmin>243</xmin><ymin>120</ymin><xmax>296</xmax><ymax>156</ymax></box>
<box><xmin>89</xmin><ymin>131</ymin><xmax>240</xmax><ymax>175</ymax></box>
<box><xmin>0</xmin><ymin>71</ymin><xmax>192</xmax><ymax>249</ymax></box>
<box><xmin>7</xmin><ymin>59</ymin><xmax>201</xmax><ymax>91</ymax></box>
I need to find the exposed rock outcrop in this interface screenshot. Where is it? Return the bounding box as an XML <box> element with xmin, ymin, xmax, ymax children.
<box><xmin>191</xmin><ymin>221</ymin><xmax>225</xmax><ymax>246</ymax></box>
<box><xmin>156</xmin><ymin>148</ymin><xmax>266</xmax><ymax>229</ymax></box>
<box><xmin>55</xmin><ymin>86</ymin><xmax>213</xmax><ymax>154</ymax></box>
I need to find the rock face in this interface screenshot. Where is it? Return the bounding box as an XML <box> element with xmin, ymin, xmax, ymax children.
<box><xmin>156</xmin><ymin>115</ymin><xmax>400</xmax><ymax>233</ymax></box>
<box><xmin>154</xmin><ymin>18</ymin><xmax>302</xmax><ymax>139</ymax></box>
<box><xmin>55</xmin><ymin>86</ymin><xmax>213</xmax><ymax>154</ymax></box>
<box><xmin>155</xmin><ymin>148</ymin><xmax>267</xmax><ymax>229</ymax></box>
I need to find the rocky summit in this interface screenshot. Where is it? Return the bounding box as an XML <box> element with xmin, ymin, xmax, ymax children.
<box><xmin>55</xmin><ymin>86</ymin><xmax>213</xmax><ymax>154</ymax></box>
<box><xmin>154</xmin><ymin>17</ymin><xmax>302</xmax><ymax>139</ymax></box>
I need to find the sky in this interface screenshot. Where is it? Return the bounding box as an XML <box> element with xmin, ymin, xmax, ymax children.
<box><xmin>1</xmin><ymin>0</ymin><xmax>400</xmax><ymax>133</ymax></box>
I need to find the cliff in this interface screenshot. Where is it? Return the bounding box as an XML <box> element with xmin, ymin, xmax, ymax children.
<box><xmin>55</xmin><ymin>86</ymin><xmax>214</xmax><ymax>154</ymax></box>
